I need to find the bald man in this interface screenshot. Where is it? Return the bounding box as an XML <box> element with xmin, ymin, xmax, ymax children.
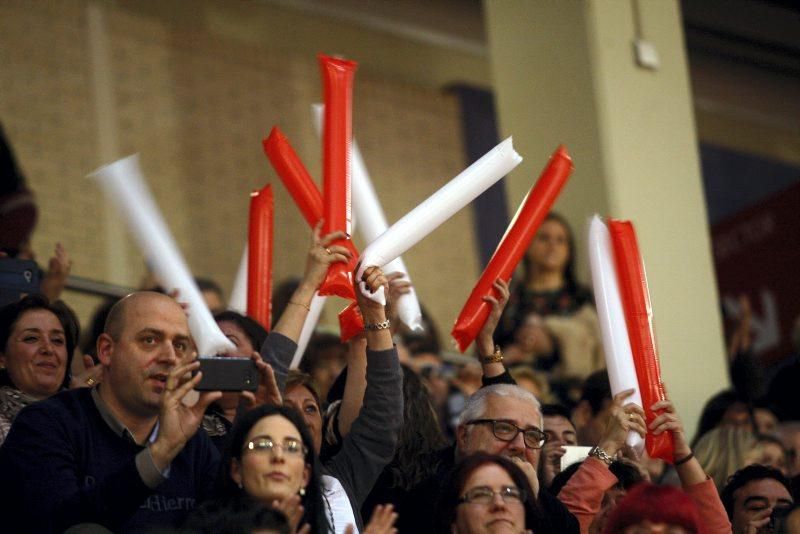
<box><xmin>0</xmin><ymin>291</ymin><xmax>222</xmax><ymax>533</ymax></box>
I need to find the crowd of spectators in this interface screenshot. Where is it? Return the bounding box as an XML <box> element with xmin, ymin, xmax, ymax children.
<box><xmin>2</xmin><ymin>127</ymin><xmax>799</xmax><ymax>533</ymax></box>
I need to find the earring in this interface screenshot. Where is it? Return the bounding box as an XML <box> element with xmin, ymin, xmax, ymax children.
<box><xmin>238</xmin><ymin>482</ymin><xmax>243</xmax><ymax>489</ymax></box>
<box><xmin>299</xmin><ymin>488</ymin><xmax>306</xmax><ymax>497</ymax></box>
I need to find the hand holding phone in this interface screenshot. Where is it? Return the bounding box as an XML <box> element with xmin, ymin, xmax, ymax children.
<box><xmin>194</xmin><ymin>357</ymin><xmax>258</xmax><ymax>392</ymax></box>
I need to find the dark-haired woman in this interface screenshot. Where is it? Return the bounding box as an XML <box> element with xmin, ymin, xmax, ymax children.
<box><xmin>436</xmin><ymin>453</ymin><xmax>547</xmax><ymax>534</ymax></box>
<box><xmin>0</xmin><ymin>294</ymin><xmax>79</xmax><ymax>444</ymax></box>
<box><xmin>495</xmin><ymin>213</ymin><xmax>601</xmax><ymax>379</ymax></box>
<box><xmin>218</xmin><ymin>404</ymin><xmax>331</xmax><ymax>533</ymax></box>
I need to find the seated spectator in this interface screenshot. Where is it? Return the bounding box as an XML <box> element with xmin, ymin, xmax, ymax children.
<box><xmin>358</xmin><ymin>365</ymin><xmax>448</xmax><ymax>529</ymax></box>
<box><xmin>0</xmin><ymin>294</ymin><xmax>79</xmax><ymax>443</ymax></box>
<box><xmin>435</xmin><ymin>453</ymin><xmax>548</xmax><ymax>534</ymax></box>
<box><xmin>195</xmin><ymin>277</ymin><xmax>225</xmax><ymax>315</ymax></box>
<box><xmin>745</xmin><ymin>434</ymin><xmax>789</xmax><ymax>475</ymax></box>
<box><xmin>493</xmin><ymin>213</ymin><xmax>601</xmax><ymax>380</ymax></box>
<box><xmin>603</xmin><ymin>483</ymin><xmax>704</xmax><ymax>533</ymax></box>
<box><xmin>778</xmin><ymin>422</ymin><xmax>800</xmax><ymax>478</ymax></box>
<box><xmin>539</xmin><ymin>403</ymin><xmax>578</xmax><ymax>488</ymax></box>
<box><xmin>572</xmin><ymin>369</ymin><xmax>612</xmax><ymax>447</ymax></box>
<box><xmin>721</xmin><ymin>464</ymin><xmax>794</xmax><ymax>534</ymax></box>
<box><xmin>0</xmin><ymin>291</ymin><xmax>225</xmax><ymax>532</ymax></box>
<box><xmin>299</xmin><ymin>332</ymin><xmax>347</xmax><ymax>401</ymax></box>
<box><xmin>694</xmin><ymin>427</ymin><xmax>757</xmax><ymax>491</ymax></box>
<box><xmin>558</xmin><ymin>394</ymin><xmax>731</xmax><ymax>533</ymax></box>
<box><xmin>692</xmin><ymin>389</ymin><xmax>753</xmax><ymax>447</ymax></box>
<box><xmin>218</xmin><ymin>404</ymin><xmax>331</xmax><ymax>532</ymax></box>
<box><xmin>510</xmin><ymin>365</ymin><xmax>554</xmax><ymax>403</ymax></box>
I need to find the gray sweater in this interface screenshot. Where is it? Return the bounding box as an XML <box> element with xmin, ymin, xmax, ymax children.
<box><xmin>260</xmin><ymin>333</ymin><xmax>403</xmax><ymax>532</ymax></box>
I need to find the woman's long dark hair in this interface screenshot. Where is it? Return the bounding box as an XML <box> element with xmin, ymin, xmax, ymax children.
<box><xmin>0</xmin><ymin>294</ymin><xmax>79</xmax><ymax>390</ymax></box>
<box><xmin>387</xmin><ymin>366</ymin><xmax>447</xmax><ymax>490</ymax></box>
<box><xmin>219</xmin><ymin>404</ymin><xmax>331</xmax><ymax>533</ymax></box>
<box><xmin>521</xmin><ymin>212</ymin><xmax>579</xmax><ymax>293</ymax></box>
<box><xmin>435</xmin><ymin>453</ymin><xmax>548</xmax><ymax>534</ymax></box>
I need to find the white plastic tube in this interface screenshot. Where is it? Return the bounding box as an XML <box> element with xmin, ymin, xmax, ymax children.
<box><xmin>357</xmin><ymin>137</ymin><xmax>522</xmax><ymax>303</ymax></box>
<box><xmin>312</xmin><ymin>104</ymin><xmax>423</xmax><ymax>331</ymax></box>
<box><xmin>290</xmin><ymin>292</ymin><xmax>326</xmax><ymax>369</ymax></box>
<box><xmin>89</xmin><ymin>155</ymin><xmax>236</xmax><ymax>356</ymax></box>
<box><xmin>228</xmin><ymin>245</ymin><xmax>248</xmax><ymax>314</ymax></box>
<box><xmin>588</xmin><ymin>215</ymin><xmax>644</xmax><ymax>452</ymax></box>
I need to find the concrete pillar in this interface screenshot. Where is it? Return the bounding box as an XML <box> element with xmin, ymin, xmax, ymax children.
<box><xmin>484</xmin><ymin>0</ymin><xmax>729</xmax><ymax>438</ymax></box>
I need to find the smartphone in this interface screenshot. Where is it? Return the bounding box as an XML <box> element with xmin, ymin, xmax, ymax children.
<box><xmin>194</xmin><ymin>357</ymin><xmax>258</xmax><ymax>392</ymax></box>
<box><xmin>560</xmin><ymin>445</ymin><xmax>593</xmax><ymax>471</ymax></box>
<box><xmin>0</xmin><ymin>258</ymin><xmax>41</xmax><ymax>307</ymax></box>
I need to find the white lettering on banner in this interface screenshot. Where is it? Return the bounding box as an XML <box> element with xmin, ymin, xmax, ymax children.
<box><xmin>723</xmin><ymin>289</ymin><xmax>780</xmax><ymax>354</ymax></box>
<box><xmin>714</xmin><ymin>213</ymin><xmax>776</xmax><ymax>261</ymax></box>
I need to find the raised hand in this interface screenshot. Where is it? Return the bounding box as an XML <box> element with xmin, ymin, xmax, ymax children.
<box><xmin>598</xmin><ymin>389</ymin><xmax>646</xmax><ymax>458</ymax></box>
<box><xmin>476</xmin><ymin>278</ymin><xmax>510</xmax><ymax>357</ymax></box>
<box><xmin>149</xmin><ymin>356</ymin><xmax>221</xmax><ymax>470</ymax></box>
<box><xmin>302</xmin><ymin>221</ymin><xmax>353</xmax><ymax>292</ymax></box>
<box><xmin>240</xmin><ymin>351</ymin><xmax>282</xmax><ymax>408</ymax></box>
<box><xmin>40</xmin><ymin>242</ymin><xmax>72</xmax><ymax>301</ymax></box>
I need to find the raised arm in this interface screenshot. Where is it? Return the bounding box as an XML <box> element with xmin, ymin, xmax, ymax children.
<box><xmin>262</xmin><ymin>223</ymin><xmax>352</xmax><ymax>390</ymax></box>
<box><xmin>649</xmin><ymin>399</ymin><xmax>732</xmax><ymax>533</ymax></box>
<box><xmin>477</xmin><ymin>279</ymin><xmax>516</xmax><ymax>385</ymax></box>
<box><xmin>325</xmin><ymin>266</ymin><xmax>403</xmax><ymax>508</ymax></box>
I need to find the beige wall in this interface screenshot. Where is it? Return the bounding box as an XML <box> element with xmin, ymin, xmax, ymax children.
<box><xmin>0</xmin><ymin>0</ymin><xmax>480</xmax><ymax>341</ymax></box>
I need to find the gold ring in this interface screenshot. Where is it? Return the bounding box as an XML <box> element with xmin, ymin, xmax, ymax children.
<box><xmin>85</xmin><ymin>377</ymin><xmax>96</xmax><ymax>387</ymax></box>
<box><xmin>325</xmin><ymin>248</ymin><xmax>332</xmax><ymax>255</ymax></box>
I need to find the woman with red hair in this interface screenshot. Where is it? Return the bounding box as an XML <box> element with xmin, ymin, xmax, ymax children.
<box><xmin>604</xmin><ymin>483</ymin><xmax>704</xmax><ymax>533</ymax></box>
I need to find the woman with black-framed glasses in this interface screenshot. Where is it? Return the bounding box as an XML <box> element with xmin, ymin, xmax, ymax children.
<box><xmin>436</xmin><ymin>453</ymin><xmax>548</xmax><ymax>533</ymax></box>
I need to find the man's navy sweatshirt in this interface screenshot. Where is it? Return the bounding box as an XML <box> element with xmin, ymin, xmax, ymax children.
<box><xmin>0</xmin><ymin>387</ymin><xmax>219</xmax><ymax>533</ymax></box>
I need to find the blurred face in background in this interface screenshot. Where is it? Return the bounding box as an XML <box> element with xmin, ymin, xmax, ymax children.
<box><xmin>216</xmin><ymin>319</ymin><xmax>255</xmax><ymax>413</ymax></box>
<box><xmin>284</xmin><ymin>385</ymin><xmax>323</xmax><ymax>455</ymax></box>
<box><xmin>527</xmin><ymin>219</ymin><xmax>570</xmax><ymax>274</ymax></box>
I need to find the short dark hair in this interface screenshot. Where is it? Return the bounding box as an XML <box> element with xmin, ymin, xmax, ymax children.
<box><xmin>721</xmin><ymin>464</ymin><xmax>793</xmax><ymax>519</ymax></box>
<box><xmin>542</xmin><ymin>403</ymin><xmax>573</xmax><ymax>421</ymax></box>
<box><xmin>0</xmin><ymin>294</ymin><xmax>79</xmax><ymax>390</ymax></box>
<box><xmin>214</xmin><ymin>310</ymin><xmax>268</xmax><ymax>353</ymax></box>
<box><xmin>580</xmin><ymin>370</ymin><xmax>611</xmax><ymax>415</ymax></box>
<box><xmin>435</xmin><ymin>453</ymin><xmax>547</xmax><ymax>533</ymax></box>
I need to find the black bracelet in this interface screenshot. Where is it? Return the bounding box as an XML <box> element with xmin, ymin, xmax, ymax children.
<box><xmin>673</xmin><ymin>451</ymin><xmax>694</xmax><ymax>466</ymax></box>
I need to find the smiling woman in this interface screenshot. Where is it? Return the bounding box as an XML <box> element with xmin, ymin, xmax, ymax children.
<box><xmin>0</xmin><ymin>294</ymin><xmax>79</xmax><ymax>444</ymax></box>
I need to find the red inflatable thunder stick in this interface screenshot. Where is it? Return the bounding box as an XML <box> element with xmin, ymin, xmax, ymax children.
<box><xmin>262</xmin><ymin>127</ymin><xmax>364</xmax><ymax>340</ymax></box>
<box><xmin>319</xmin><ymin>54</ymin><xmax>358</xmax><ymax>301</ymax></box>
<box><xmin>608</xmin><ymin>219</ymin><xmax>675</xmax><ymax>462</ymax></box>
<box><xmin>247</xmin><ymin>185</ymin><xmax>274</xmax><ymax>330</ymax></box>
<box><xmin>451</xmin><ymin>145</ymin><xmax>574</xmax><ymax>352</ymax></box>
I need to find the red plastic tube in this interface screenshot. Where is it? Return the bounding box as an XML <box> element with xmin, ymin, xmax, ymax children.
<box><xmin>263</xmin><ymin>127</ymin><xmax>323</xmax><ymax>228</ymax></box>
<box><xmin>318</xmin><ymin>53</ymin><xmax>358</xmax><ymax>301</ymax></box>
<box><xmin>608</xmin><ymin>219</ymin><xmax>674</xmax><ymax>462</ymax></box>
<box><xmin>451</xmin><ymin>145</ymin><xmax>574</xmax><ymax>352</ymax></box>
<box><xmin>247</xmin><ymin>185</ymin><xmax>274</xmax><ymax>330</ymax></box>
<box><xmin>262</xmin><ymin>127</ymin><xmax>359</xmax><ymax>259</ymax></box>
<box><xmin>338</xmin><ymin>302</ymin><xmax>365</xmax><ymax>343</ymax></box>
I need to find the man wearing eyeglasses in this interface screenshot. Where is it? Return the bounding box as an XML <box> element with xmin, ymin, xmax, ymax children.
<box><xmin>453</xmin><ymin>383</ymin><xmax>579</xmax><ymax>532</ymax></box>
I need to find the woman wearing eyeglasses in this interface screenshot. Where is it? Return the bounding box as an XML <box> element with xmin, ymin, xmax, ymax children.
<box><xmin>436</xmin><ymin>453</ymin><xmax>547</xmax><ymax>533</ymax></box>
<box><xmin>217</xmin><ymin>403</ymin><xmax>331</xmax><ymax>533</ymax></box>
